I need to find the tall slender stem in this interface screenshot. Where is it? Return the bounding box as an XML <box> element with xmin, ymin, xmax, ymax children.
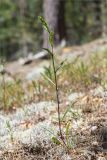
<box><xmin>38</xmin><ymin>15</ymin><xmax>66</xmax><ymax>147</ymax></box>
<box><xmin>51</xmin><ymin>47</ymin><xmax>66</xmax><ymax>145</ymax></box>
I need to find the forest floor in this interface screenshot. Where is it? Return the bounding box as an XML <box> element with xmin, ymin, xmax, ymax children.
<box><xmin>0</xmin><ymin>38</ymin><xmax>107</xmax><ymax>159</ymax></box>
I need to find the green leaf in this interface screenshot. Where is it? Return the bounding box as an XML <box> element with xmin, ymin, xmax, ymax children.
<box><xmin>66</xmin><ymin>122</ymin><xmax>72</xmax><ymax>149</ymax></box>
<box><xmin>43</xmin><ymin>48</ymin><xmax>53</xmax><ymax>56</ymax></box>
<box><xmin>61</xmin><ymin>102</ymin><xmax>76</xmax><ymax>121</ymax></box>
<box><xmin>41</xmin><ymin>73</ymin><xmax>55</xmax><ymax>86</ymax></box>
<box><xmin>51</xmin><ymin>136</ymin><xmax>61</xmax><ymax>145</ymax></box>
<box><xmin>6</xmin><ymin>120</ymin><xmax>12</xmax><ymax>131</ymax></box>
<box><xmin>66</xmin><ymin>122</ymin><xmax>70</xmax><ymax>143</ymax></box>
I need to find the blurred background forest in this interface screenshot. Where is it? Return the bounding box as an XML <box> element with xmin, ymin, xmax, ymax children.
<box><xmin>0</xmin><ymin>0</ymin><xmax>107</xmax><ymax>60</ymax></box>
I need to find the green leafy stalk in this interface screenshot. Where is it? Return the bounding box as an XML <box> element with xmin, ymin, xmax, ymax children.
<box><xmin>38</xmin><ymin>16</ymin><xmax>66</xmax><ymax>146</ymax></box>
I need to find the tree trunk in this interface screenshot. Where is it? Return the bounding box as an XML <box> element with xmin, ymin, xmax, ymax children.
<box><xmin>101</xmin><ymin>0</ymin><xmax>107</xmax><ymax>37</ymax></box>
<box><xmin>18</xmin><ymin>0</ymin><xmax>28</xmax><ymax>57</ymax></box>
<box><xmin>93</xmin><ymin>0</ymin><xmax>102</xmax><ymax>38</ymax></box>
<box><xmin>18</xmin><ymin>0</ymin><xmax>27</xmax><ymax>18</ymax></box>
<box><xmin>58</xmin><ymin>0</ymin><xmax>66</xmax><ymax>42</ymax></box>
<box><xmin>43</xmin><ymin>0</ymin><xmax>66</xmax><ymax>48</ymax></box>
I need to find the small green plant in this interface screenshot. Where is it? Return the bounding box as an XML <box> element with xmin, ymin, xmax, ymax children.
<box><xmin>0</xmin><ymin>75</ymin><xmax>26</xmax><ymax>111</ymax></box>
<box><xmin>38</xmin><ymin>16</ymin><xmax>66</xmax><ymax>147</ymax></box>
<box><xmin>6</xmin><ymin>120</ymin><xmax>14</xmax><ymax>142</ymax></box>
<box><xmin>32</xmin><ymin>80</ymin><xmax>42</xmax><ymax>101</ymax></box>
<box><xmin>61</xmin><ymin>102</ymin><xmax>81</xmax><ymax>122</ymax></box>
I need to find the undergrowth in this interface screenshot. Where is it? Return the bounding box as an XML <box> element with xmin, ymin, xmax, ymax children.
<box><xmin>0</xmin><ymin>49</ymin><xmax>107</xmax><ymax>112</ymax></box>
<box><xmin>58</xmin><ymin>50</ymin><xmax>107</xmax><ymax>92</ymax></box>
